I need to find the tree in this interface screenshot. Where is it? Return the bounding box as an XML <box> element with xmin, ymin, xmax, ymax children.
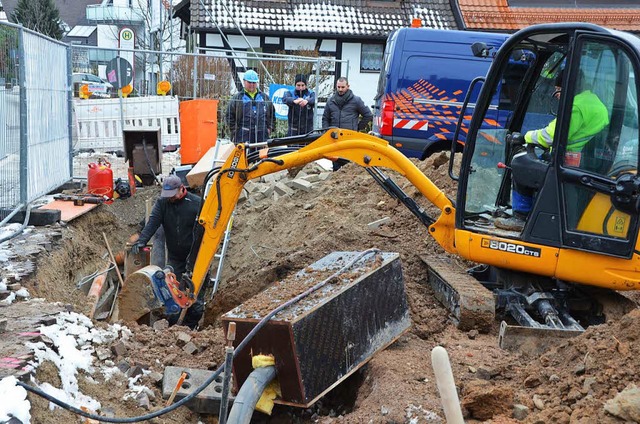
<box><xmin>11</xmin><ymin>0</ymin><xmax>63</xmax><ymax>40</ymax></box>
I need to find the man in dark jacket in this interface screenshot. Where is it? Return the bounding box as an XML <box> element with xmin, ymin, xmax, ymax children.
<box><xmin>131</xmin><ymin>175</ymin><xmax>204</xmax><ymax>329</ymax></box>
<box><xmin>283</xmin><ymin>74</ymin><xmax>316</xmax><ymax>136</ymax></box>
<box><xmin>322</xmin><ymin>76</ymin><xmax>373</xmax><ymax>170</ymax></box>
<box><xmin>227</xmin><ymin>70</ymin><xmax>275</xmax><ymax>145</ymax></box>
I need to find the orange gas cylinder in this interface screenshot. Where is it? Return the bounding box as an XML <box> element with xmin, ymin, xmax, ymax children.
<box><xmin>88</xmin><ymin>158</ymin><xmax>114</xmax><ymax>199</ymax></box>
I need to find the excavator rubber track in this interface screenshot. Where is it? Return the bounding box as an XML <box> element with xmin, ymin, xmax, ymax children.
<box><xmin>420</xmin><ymin>256</ymin><xmax>495</xmax><ymax>333</ymax></box>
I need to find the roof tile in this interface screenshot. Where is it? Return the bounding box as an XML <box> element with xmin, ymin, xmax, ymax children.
<box><xmin>192</xmin><ymin>0</ymin><xmax>458</xmax><ymax>36</ymax></box>
<box><xmin>459</xmin><ymin>0</ymin><xmax>640</xmax><ymax>32</ymax></box>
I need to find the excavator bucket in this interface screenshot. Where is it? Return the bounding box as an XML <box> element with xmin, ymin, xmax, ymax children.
<box><xmin>117</xmin><ymin>265</ymin><xmax>166</xmax><ymax>323</ymax></box>
<box><xmin>498</xmin><ymin>321</ymin><xmax>582</xmax><ymax>355</ymax></box>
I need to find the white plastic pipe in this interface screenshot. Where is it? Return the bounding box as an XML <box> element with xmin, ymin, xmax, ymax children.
<box><xmin>431</xmin><ymin>346</ymin><xmax>465</xmax><ymax>424</ymax></box>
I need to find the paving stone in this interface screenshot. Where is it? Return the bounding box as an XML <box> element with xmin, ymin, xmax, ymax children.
<box><xmin>162</xmin><ymin>366</ymin><xmax>234</xmax><ymax>414</ymax></box>
<box><xmin>274</xmin><ymin>182</ymin><xmax>294</xmax><ymax>196</ymax></box>
<box><xmin>302</xmin><ymin>174</ymin><xmax>321</xmax><ymax>183</ymax></box>
<box><xmin>289</xmin><ymin>179</ymin><xmax>313</xmax><ymax>192</ymax></box>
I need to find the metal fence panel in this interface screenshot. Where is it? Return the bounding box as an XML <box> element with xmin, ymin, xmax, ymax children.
<box><xmin>0</xmin><ymin>23</ymin><xmax>21</xmax><ymax>216</ymax></box>
<box><xmin>0</xmin><ymin>22</ymin><xmax>71</xmax><ymax>219</ymax></box>
<box><xmin>22</xmin><ymin>29</ymin><xmax>71</xmax><ymax>201</ymax></box>
<box><xmin>69</xmin><ymin>45</ymin><xmax>347</xmax><ymax>162</ymax></box>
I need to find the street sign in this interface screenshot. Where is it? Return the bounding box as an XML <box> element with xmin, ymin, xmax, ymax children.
<box><xmin>106</xmin><ymin>57</ymin><xmax>133</xmax><ymax>89</ymax></box>
<box><xmin>119</xmin><ymin>28</ymin><xmax>135</xmax><ymax>80</ymax></box>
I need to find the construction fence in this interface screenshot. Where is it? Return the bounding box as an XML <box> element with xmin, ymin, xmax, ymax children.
<box><xmin>0</xmin><ymin>19</ymin><xmax>347</xmax><ymax>218</ymax></box>
<box><xmin>69</xmin><ymin>45</ymin><xmax>347</xmax><ymax>157</ymax></box>
<box><xmin>0</xmin><ymin>21</ymin><xmax>72</xmax><ymax>220</ymax></box>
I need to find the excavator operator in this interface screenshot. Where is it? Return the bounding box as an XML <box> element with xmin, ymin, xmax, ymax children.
<box><xmin>495</xmin><ymin>69</ymin><xmax>610</xmax><ymax>231</ymax></box>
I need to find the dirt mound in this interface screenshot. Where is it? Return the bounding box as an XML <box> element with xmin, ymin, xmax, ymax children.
<box><xmin>14</xmin><ymin>150</ymin><xmax>640</xmax><ymax>423</ymax></box>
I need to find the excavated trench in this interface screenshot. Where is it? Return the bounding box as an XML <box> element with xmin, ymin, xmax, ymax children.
<box><xmin>11</xmin><ymin>153</ymin><xmax>640</xmax><ymax>423</ymax></box>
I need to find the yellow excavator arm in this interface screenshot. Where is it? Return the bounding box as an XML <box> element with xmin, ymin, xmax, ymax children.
<box><xmin>187</xmin><ymin>129</ymin><xmax>456</xmax><ymax>297</ymax></box>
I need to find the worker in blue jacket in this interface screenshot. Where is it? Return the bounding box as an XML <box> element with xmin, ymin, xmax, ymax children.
<box><xmin>227</xmin><ymin>70</ymin><xmax>275</xmax><ymax>145</ymax></box>
<box><xmin>283</xmin><ymin>74</ymin><xmax>316</xmax><ymax>136</ymax></box>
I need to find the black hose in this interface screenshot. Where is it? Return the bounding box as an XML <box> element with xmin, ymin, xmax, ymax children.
<box><xmin>18</xmin><ymin>249</ymin><xmax>381</xmax><ymax>423</ymax></box>
<box><xmin>226</xmin><ymin>366</ymin><xmax>276</xmax><ymax>424</ymax></box>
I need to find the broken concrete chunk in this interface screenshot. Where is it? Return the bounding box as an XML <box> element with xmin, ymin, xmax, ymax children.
<box><xmin>126</xmin><ymin>365</ymin><xmax>144</xmax><ymax>379</ymax></box>
<box><xmin>136</xmin><ymin>392</ymin><xmax>150</xmax><ymax>410</ymax></box>
<box><xmin>604</xmin><ymin>384</ymin><xmax>640</xmax><ymax>422</ymax></box>
<box><xmin>0</xmin><ymin>318</ymin><xmax>7</xmax><ymax>333</ymax></box>
<box><xmin>117</xmin><ymin>360</ymin><xmax>131</xmax><ymax>374</ymax></box>
<box><xmin>176</xmin><ymin>331</ymin><xmax>192</xmax><ymax>346</ymax></box>
<box><xmin>183</xmin><ymin>341</ymin><xmax>198</xmax><ymax>355</ymax></box>
<box><xmin>95</xmin><ymin>348</ymin><xmax>112</xmax><ymax>361</ymax></box>
<box><xmin>513</xmin><ymin>404</ymin><xmax>529</xmax><ymax>420</ymax></box>
<box><xmin>153</xmin><ymin>319</ymin><xmax>169</xmax><ymax>331</ymax></box>
<box><xmin>148</xmin><ymin>371</ymin><xmax>164</xmax><ymax>384</ymax></box>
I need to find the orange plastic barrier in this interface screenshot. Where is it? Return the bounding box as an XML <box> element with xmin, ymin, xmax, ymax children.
<box><xmin>179</xmin><ymin>99</ymin><xmax>218</xmax><ymax>165</ymax></box>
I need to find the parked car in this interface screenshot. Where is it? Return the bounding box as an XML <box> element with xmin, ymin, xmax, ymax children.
<box><xmin>72</xmin><ymin>73</ymin><xmax>113</xmax><ymax>98</ymax></box>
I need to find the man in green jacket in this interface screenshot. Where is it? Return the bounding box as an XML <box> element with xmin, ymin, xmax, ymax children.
<box><xmin>496</xmin><ymin>70</ymin><xmax>609</xmax><ymax>231</ymax></box>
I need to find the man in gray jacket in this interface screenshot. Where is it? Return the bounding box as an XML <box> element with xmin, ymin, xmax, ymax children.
<box><xmin>322</xmin><ymin>77</ymin><xmax>373</xmax><ymax>170</ymax></box>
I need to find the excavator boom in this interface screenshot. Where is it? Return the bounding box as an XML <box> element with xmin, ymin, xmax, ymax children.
<box><xmin>188</xmin><ymin>129</ymin><xmax>456</xmax><ymax>297</ymax></box>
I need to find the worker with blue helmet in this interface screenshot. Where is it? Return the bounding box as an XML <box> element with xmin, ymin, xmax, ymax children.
<box><xmin>227</xmin><ymin>69</ymin><xmax>275</xmax><ymax>145</ymax></box>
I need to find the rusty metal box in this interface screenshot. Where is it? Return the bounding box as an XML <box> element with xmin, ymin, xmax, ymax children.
<box><xmin>222</xmin><ymin>251</ymin><xmax>410</xmax><ymax>407</ymax></box>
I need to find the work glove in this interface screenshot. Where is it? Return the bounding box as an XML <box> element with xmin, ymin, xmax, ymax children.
<box><xmin>130</xmin><ymin>242</ymin><xmax>144</xmax><ymax>255</ymax></box>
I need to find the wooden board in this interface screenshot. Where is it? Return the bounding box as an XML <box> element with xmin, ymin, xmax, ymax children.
<box><xmin>39</xmin><ymin>200</ymin><xmax>100</xmax><ymax>221</ymax></box>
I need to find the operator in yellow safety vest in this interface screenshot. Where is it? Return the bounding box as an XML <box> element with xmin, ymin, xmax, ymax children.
<box><xmin>495</xmin><ymin>69</ymin><xmax>609</xmax><ymax>232</ymax></box>
<box><xmin>524</xmin><ymin>74</ymin><xmax>609</xmax><ymax>155</ymax></box>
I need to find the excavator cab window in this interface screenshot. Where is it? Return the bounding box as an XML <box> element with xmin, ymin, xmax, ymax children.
<box><xmin>562</xmin><ymin>40</ymin><xmax>640</xmax><ymax>245</ymax></box>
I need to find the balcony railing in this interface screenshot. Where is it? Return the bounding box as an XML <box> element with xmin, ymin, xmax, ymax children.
<box><xmin>86</xmin><ymin>5</ymin><xmax>144</xmax><ymax>23</ymax></box>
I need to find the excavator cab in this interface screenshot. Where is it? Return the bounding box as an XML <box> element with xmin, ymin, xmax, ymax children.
<box><xmin>456</xmin><ymin>24</ymin><xmax>640</xmax><ymax>261</ymax></box>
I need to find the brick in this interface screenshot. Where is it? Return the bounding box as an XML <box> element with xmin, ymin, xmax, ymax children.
<box><xmin>162</xmin><ymin>366</ymin><xmax>234</xmax><ymax>414</ymax></box>
<box><xmin>317</xmin><ymin>172</ymin><xmax>332</xmax><ymax>181</ymax></box>
<box><xmin>258</xmin><ymin>185</ymin><xmax>274</xmax><ymax>199</ymax></box>
<box><xmin>367</xmin><ymin>217</ymin><xmax>391</xmax><ymax>230</ymax></box>
<box><xmin>289</xmin><ymin>179</ymin><xmax>313</xmax><ymax>192</ymax></box>
<box><xmin>111</xmin><ymin>341</ymin><xmax>128</xmax><ymax>357</ymax></box>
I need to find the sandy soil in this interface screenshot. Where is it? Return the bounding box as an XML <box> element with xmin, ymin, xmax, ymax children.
<box><xmin>12</xmin><ymin>151</ymin><xmax>640</xmax><ymax>423</ymax></box>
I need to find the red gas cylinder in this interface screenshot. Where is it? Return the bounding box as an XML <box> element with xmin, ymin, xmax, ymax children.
<box><xmin>88</xmin><ymin>158</ymin><xmax>114</xmax><ymax>199</ymax></box>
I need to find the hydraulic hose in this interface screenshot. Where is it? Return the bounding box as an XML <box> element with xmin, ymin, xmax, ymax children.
<box><xmin>226</xmin><ymin>366</ymin><xmax>276</xmax><ymax>424</ymax></box>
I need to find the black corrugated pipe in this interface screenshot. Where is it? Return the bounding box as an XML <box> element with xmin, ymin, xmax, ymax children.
<box><xmin>226</xmin><ymin>366</ymin><xmax>277</xmax><ymax>424</ymax></box>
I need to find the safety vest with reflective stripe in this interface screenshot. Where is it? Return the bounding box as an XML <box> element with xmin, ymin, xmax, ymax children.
<box><xmin>525</xmin><ymin>90</ymin><xmax>609</xmax><ymax>152</ymax></box>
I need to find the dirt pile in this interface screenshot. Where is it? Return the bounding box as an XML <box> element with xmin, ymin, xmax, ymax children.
<box><xmin>8</xmin><ymin>150</ymin><xmax>640</xmax><ymax>423</ymax></box>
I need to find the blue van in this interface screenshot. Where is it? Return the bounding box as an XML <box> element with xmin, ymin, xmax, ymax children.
<box><xmin>372</xmin><ymin>28</ymin><xmax>510</xmax><ymax>159</ymax></box>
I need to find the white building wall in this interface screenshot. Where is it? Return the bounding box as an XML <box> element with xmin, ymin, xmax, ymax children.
<box><xmin>341</xmin><ymin>42</ymin><xmax>379</xmax><ymax>109</ymax></box>
<box><xmin>97</xmin><ymin>24</ymin><xmax>119</xmax><ymax>49</ymax></box>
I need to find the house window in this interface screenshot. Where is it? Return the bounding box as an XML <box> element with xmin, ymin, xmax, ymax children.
<box><xmin>361</xmin><ymin>44</ymin><xmax>383</xmax><ymax>72</ymax></box>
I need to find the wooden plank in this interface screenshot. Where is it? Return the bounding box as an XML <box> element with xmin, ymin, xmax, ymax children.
<box><xmin>39</xmin><ymin>199</ymin><xmax>99</xmax><ymax>221</ymax></box>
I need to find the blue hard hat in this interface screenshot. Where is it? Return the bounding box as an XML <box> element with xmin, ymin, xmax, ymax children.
<box><xmin>243</xmin><ymin>70</ymin><xmax>259</xmax><ymax>83</ymax></box>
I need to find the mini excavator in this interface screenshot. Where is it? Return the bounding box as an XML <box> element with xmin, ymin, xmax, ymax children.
<box><xmin>122</xmin><ymin>23</ymin><xmax>640</xmax><ymax>347</ymax></box>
